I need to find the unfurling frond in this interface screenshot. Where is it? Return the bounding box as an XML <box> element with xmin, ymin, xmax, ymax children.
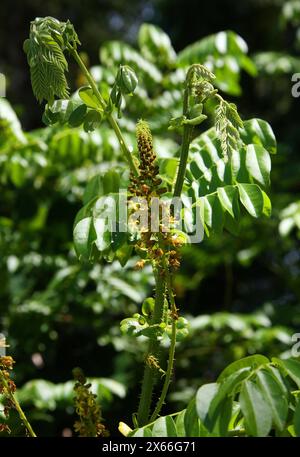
<box><xmin>23</xmin><ymin>17</ymin><xmax>80</xmax><ymax>103</ymax></box>
<box><xmin>188</xmin><ymin>64</ymin><xmax>217</xmax><ymax>103</ymax></box>
<box><xmin>215</xmin><ymin>99</ymin><xmax>243</xmax><ymax>161</ymax></box>
<box><xmin>190</xmin><ymin>64</ymin><xmax>216</xmax><ymax>82</ymax></box>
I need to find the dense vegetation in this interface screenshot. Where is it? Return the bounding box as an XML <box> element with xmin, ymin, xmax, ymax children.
<box><xmin>1</xmin><ymin>0</ymin><xmax>300</xmax><ymax>438</ymax></box>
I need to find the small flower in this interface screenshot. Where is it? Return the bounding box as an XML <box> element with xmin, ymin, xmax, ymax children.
<box><xmin>134</xmin><ymin>260</ymin><xmax>145</xmax><ymax>270</ymax></box>
<box><xmin>0</xmin><ymin>356</ymin><xmax>14</xmax><ymax>370</ymax></box>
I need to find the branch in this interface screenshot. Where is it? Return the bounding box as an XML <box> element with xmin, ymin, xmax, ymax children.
<box><xmin>150</xmin><ymin>266</ymin><xmax>177</xmax><ymax>422</ymax></box>
<box><xmin>69</xmin><ymin>48</ymin><xmax>139</xmax><ymax>177</ymax></box>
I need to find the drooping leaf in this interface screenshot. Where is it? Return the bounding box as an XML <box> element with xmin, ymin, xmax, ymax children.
<box><xmin>256</xmin><ymin>369</ymin><xmax>288</xmax><ymax>431</ymax></box>
<box><xmin>239</xmin><ymin>380</ymin><xmax>272</xmax><ymax>437</ymax></box>
<box><xmin>175</xmin><ymin>410</ymin><xmax>186</xmax><ymax>437</ymax></box>
<box><xmin>214</xmin><ymin>396</ymin><xmax>233</xmax><ymax>436</ymax></box>
<box><xmin>207</xmin><ymin>368</ymin><xmax>251</xmax><ymax>431</ymax></box>
<box><xmin>237</xmin><ymin>183</ymin><xmax>265</xmax><ymax>218</ymax></box>
<box><xmin>184</xmin><ymin>398</ymin><xmax>200</xmax><ymax>436</ymax></box>
<box><xmin>245</xmin><ymin>144</ymin><xmax>271</xmax><ymax>187</ymax></box>
<box><xmin>195</xmin><ymin>383</ymin><xmax>219</xmax><ymax>428</ymax></box>
<box><xmin>217</xmin><ymin>185</ymin><xmax>239</xmax><ymax>218</ymax></box>
<box><xmin>68</xmin><ymin>103</ymin><xmax>87</xmax><ymax>127</ymax></box>
<box><xmin>240</xmin><ymin>118</ymin><xmax>277</xmax><ymax>154</ymax></box>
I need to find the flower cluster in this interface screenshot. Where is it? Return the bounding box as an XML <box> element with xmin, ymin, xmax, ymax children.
<box><xmin>73</xmin><ymin>367</ymin><xmax>109</xmax><ymax>437</ymax></box>
<box><xmin>129</xmin><ymin>120</ymin><xmax>182</xmax><ymax>271</ymax></box>
<box><xmin>0</xmin><ymin>356</ymin><xmax>16</xmax><ymax>434</ymax></box>
<box><xmin>129</xmin><ymin>119</ymin><xmax>166</xmax><ymax>199</ymax></box>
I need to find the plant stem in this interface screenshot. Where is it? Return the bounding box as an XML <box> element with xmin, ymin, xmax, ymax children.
<box><xmin>173</xmin><ymin>124</ymin><xmax>193</xmax><ymax>197</ymax></box>
<box><xmin>69</xmin><ymin>48</ymin><xmax>139</xmax><ymax>177</ymax></box>
<box><xmin>0</xmin><ymin>371</ymin><xmax>36</xmax><ymax>437</ymax></box>
<box><xmin>139</xmin><ymin>64</ymin><xmax>200</xmax><ymax>424</ymax></box>
<box><xmin>173</xmin><ymin>69</ymin><xmax>193</xmax><ymax>198</ymax></box>
<box><xmin>137</xmin><ymin>264</ymin><xmax>166</xmax><ymax>426</ymax></box>
<box><xmin>150</xmin><ymin>267</ymin><xmax>177</xmax><ymax>422</ymax></box>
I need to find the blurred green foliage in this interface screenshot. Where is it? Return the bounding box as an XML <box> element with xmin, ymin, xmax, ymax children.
<box><xmin>1</xmin><ymin>0</ymin><xmax>300</xmax><ymax>436</ymax></box>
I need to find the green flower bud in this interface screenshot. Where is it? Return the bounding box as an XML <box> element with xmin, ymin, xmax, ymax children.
<box><xmin>116</xmin><ymin>65</ymin><xmax>138</xmax><ymax>95</ymax></box>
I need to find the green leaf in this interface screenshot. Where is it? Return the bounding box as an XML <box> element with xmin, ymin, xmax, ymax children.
<box><xmin>177</xmin><ymin>31</ymin><xmax>255</xmax><ymax>95</ymax></box>
<box><xmin>266</xmin><ymin>366</ymin><xmax>288</xmax><ymax>397</ymax></box>
<box><xmin>218</xmin><ymin>354</ymin><xmax>269</xmax><ymax>382</ymax></box>
<box><xmin>120</xmin><ymin>317</ymin><xmax>147</xmax><ymax>337</ymax></box>
<box><xmin>79</xmin><ymin>86</ymin><xmax>99</xmax><ymax>109</ymax></box>
<box><xmin>254</xmin><ymin>51</ymin><xmax>300</xmax><ymax>77</ymax></box>
<box><xmin>49</xmin><ymin>128</ymin><xmax>94</xmax><ymax>166</ymax></box>
<box><xmin>83</xmin><ymin>175</ymin><xmax>105</xmax><ymax>205</ymax></box>
<box><xmin>45</xmin><ymin>99</ymin><xmax>80</xmax><ymax>125</ymax></box>
<box><xmin>74</xmin><ymin>191</ymin><xmax>126</xmax><ymax>262</ymax></box>
<box><xmin>273</xmin><ymin>358</ymin><xmax>300</xmax><ymax>389</ymax></box>
<box><xmin>9</xmin><ymin>155</ymin><xmax>28</xmax><ymax>187</ymax></box>
<box><xmin>68</xmin><ymin>103</ymin><xmax>87</xmax><ymax>127</ymax></box>
<box><xmin>239</xmin><ymin>380</ymin><xmax>272</xmax><ymax>436</ymax></box>
<box><xmin>102</xmin><ymin>170</ymin><xmax>121</xmax><ymax>195</ymax></box>
<box><xmin>294</xmin><ymin>400</ymin><xmax>300</xmax><ymax>437</ymax></box>
<box><xmin>237</xmin><ymin>183</ymin><xmax>264</xmax><ymax>218</ymax></box>
<box><xmin>245</xmin><ymin>144</ymin><xmax>271</xmax><ymax>187</ymax></box>
<box><xmin>178</xmin><ymin>31</ymin><xmax>250</xmax><ymax>66</ymax></box>
<box><xmin>240</xmin><ymin>118</ymin><xmax>277</xmax><ymax>154</ymax></box>
<box><xmin>100</xmin><ymin>41</ymin><xmax>162</xmax><ymax>85</ymax></box>
<box><xmin>214</xmin><ymin>396</ymin><xmax>233</xmax><ymax>436</ymax></box>
<box><xmin>93</xmin><ymin>194</ymin><xmax>119</xmax><ymax>252</ymax></box>
<box><xmin>83</xmin><ymin>170</ymin><xmax>121</xmax><ymax>205</ymax></box>
<box><xmin>0</xmin><ymin>99</ymin><xmax>27</xmax><ymax>143</ymax></box>
<box><xmin>73</xmin><ymin>216</ymin><xmax>97</xmax><ymax>261</ymax></box>
<box><xmin>256</xmin><ymin>369</ymin><xmax>288</xmax><ymax>431</ymax></box>
<box><xmin>198</xmin><ymin>369</ymin><xmax>250</xmax><ymax>433</ymax></box>
<box><xmin>203</xmin><ymin>194</ymin><xmax>224</xmax><ymax>233</ymax></box>
<box><xmin>138</xmin><ymin>23</ymin><xmax>176</xmax><ymax>67</ymax></box>
<box><xmin>196</xmin><ymin>383</ymin><xmax>219</xmax><ymax>427</ymax></box>
<box><xmin>152</xmin><ymin>416</ymin><xmax>177</xmax><ymax>437</ymax></box>
<box><xmin>115</xmin><ymin>244</ymin><xmax>133</xmax><ymax>267</ymax></box>
<box><xmin>208</xmin><ymin>368</ymin><xmax>251</xmax><ymax>430</ymax></box>
<box><xmin>184</xmin><ymin>398</ymin><xmax>200</xmax><ymax>436</ymax></box>
<box><xmin>132</xmin><ymin>427</ymin><xmax>152</xmax><ymax>437</ymax></box>
<box><xmin>83</xmin><ymin>109</ymin><xmax>103</xmax><ymax>132</ymax></box>
<box><xmin>158</xmin><ymin>158</ymin><xmax>179</xmax><ymax>185</ymax></box>
<box><xmin>262</xmin><ymin>191</ymin><xmax>272</xmax><ymax>217</ymax></box>
<box><xmin>217</xmin><ymin>186</ymin><xmax>239</xmax><ymax>218</ymax></box>
<box><xmin>175</xmin><ymin>410</ymin><xmax>186</xmax><ymax>437</ymax></box>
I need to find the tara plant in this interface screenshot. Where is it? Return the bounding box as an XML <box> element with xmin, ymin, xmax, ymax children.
<box><xmin>21</xmin><ymin>16</ymin><xmax>300</xmax><ymax>437</ymax></box>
